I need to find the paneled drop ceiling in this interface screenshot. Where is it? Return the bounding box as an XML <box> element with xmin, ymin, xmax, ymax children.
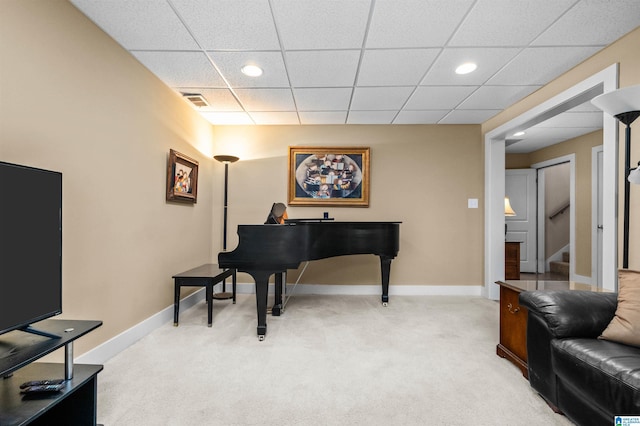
<box><xmin>70</xmin><ymin>0</ymin><xmax>640</xmax><ymax>151</ymax></box>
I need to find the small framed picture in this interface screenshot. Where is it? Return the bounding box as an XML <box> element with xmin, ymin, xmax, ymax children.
<box><xmin>166</xmin><ymin>149</ymin><xmax>199</xmax><ymax>203</ymax></box>
<box><xmin>288</xmin><ymin>146</ymin><xmax>370</xmax><ymax>207</ymax></box>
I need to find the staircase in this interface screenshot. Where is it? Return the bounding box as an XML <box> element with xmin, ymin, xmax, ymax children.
<box><xmin>549</xmin><ymin>252</ymin><xmax>570</xmax><ymax>279</ymax></box>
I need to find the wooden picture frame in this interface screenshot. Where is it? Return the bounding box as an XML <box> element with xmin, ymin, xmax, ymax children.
<box><xmin>166</xmin><ymin>149</ymin><xmax>199</xmax><ymax>203</ymax></box>
<box><xmin>288</xmin><ymin>146</ymin><xmax>370</xmax><ymax>207</ymax></box>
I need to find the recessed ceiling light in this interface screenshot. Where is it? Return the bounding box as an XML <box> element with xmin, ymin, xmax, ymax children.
<box><xmin>241</xmin><ymin>65</ymin><xmax>263</xmax><ymax>77</ymax></box>
<box><xmin>455</xmin><ymin>62</ymin><xmax>477</xmax><ymax>75</ymax></box>
<box><xmin>513</xmin><ymin>131</ymin><xmax>526</xmax><ymax>137</ymax></box>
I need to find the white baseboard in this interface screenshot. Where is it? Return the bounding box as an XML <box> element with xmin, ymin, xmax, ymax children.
<box><xmin>572</xmin><ymin>273</ymin><xmax>593</xmax><ymax>286</ymax></box>
<box><xmin>75</xmin><ymin>288</ymin><xmax>205</xmax><ymax>365</ymax></box>
<box><xmin>236</xmin><ymin>282</ymin><xmax>483</xmax><ymax>296</ymax></box>
<box><xmin>76</xmin><ymin>283</ymin><xmax>483</xmax><ymax>365</ymax></box>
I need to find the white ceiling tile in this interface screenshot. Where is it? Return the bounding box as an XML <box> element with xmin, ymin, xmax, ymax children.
<box><xmin>449</xmin><ymin>0</ymin><xmax>575</xmax><ymax>46</ymax></box>
<box><xmin>393</xmin><ymin>110</ymin><xmax>449</xmax><ymax>124</ymax></box>
<box><xmin>439</xmin><ymin>110</ymin><xmax>499</xmax><ymax>124</ymax></box>
<box><xmin>366</xmin><ymin>0</ymin><xmax>474</xmax><ymax>48</ymax></box>
<box><xmin>176</xmin><ymin>88</ymin><xmax>242</xmax><ymax>111</ymax></box>
<box><xmin>347</xmin><ymin>111</ymin><xmax>398</xmax><ymax>124</ymax></box>
<box><xmin>533</xmin><ymin>0</ymin><xmax>640</xmax><ymax>46</ymax></box>
<box><xmin>132</xmin><ymin>51</ymin><xmax>226</xmax><ymax>87</ymax></box>
<box><xmin>486</xmin><ymin>46</ymin><xmax>602</xmax><ymax>85</ymax></box>
<box><xmin>506</xmin><ymin>127</ymin><xmax>600</xmax><ymax>153</ymax></box>
<box><xmin>70</xmin><ymin>0</ymin><xmax>640</xmax><ymax>132</ymax></box>
<box><xmin>234</xmin><ymin>89</ymin><xmax>295</xmax><ymax>112</ymax></box>
<box><xmin>272</xmin><ymin>0</ymin><xmax>371</xmax><ymax>49</ymax></box>
<box><xmin>170</xmin><ymin>0</ymin><xmax>280</xmax><ymax>50</ymax></box>
<box><xmin>201</xmin><ymin>111</ymin><xmax>254</xmax><ymax>125</ymax></box>
<box><xmin>421</xmin><ymin>48</ymin><xmax>521</xmax><ymax>86</ymax></box>
<box><xmin>457</xmin><ymin>85</ymin><xmax>540</xmax><ymax>110</ymax></box>
<box><xmin>299</xmin><ymin>111</ymin><xmax>348</xmax><ymax>125</ymax></box>
<box><xmin>207</xmin><ymin>51</ymin><xmax>289</xmax><ymax>88</ymax></box>
<box><xmin>294</xmin><ymin>88</ymin><xmax>353</xmax><ymax>111</ymax></box>
<box><xmin>286</xmin><ymin>51</ymin><xmax>361</xmax><ymax>87</ymax></box>
<box><xmin>404</xmin><ymin>86</ymin><xmax>477</xmax><ymax>110</ymax></box>
<box><xmin>357</xmin><ymin>49</ymin><xmax>439</xmax><ymax>86</ymax></box>
<box><xmin>70</xmin><ymin>0</ymin><xmax>198</xmax><ymax>50</ymax></box>
<box><xmin>351</xmin><ymin>87</ymin><xmax>414</xmax><ymax>110</ymax></box>
<box><xmin>249</xmin><ymin>111</ymin><xmax>300</xmax><ymax>125</ymax></box>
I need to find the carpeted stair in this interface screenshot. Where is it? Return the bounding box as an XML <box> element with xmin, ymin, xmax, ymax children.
<box><xmin>549</xmin><ymin>251</ymin><xmax>570</xmax><ymax>279</ymax></box>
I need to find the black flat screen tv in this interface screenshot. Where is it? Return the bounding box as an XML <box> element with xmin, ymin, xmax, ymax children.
<box><xmin>0</xmin><ymin>161</ymin><xmax>62</xmax><ymax>337</ymax></box>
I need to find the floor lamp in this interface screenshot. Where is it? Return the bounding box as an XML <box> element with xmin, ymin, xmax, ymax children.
<box><xmin>213</xmin><ymin>155</ymin><xmax>239</xmax><ymax>300</ymax></box>
<box><xmin>592</xmin><ymin>84</ymin><xmax>640</xmax><ymax>269</ymax></box>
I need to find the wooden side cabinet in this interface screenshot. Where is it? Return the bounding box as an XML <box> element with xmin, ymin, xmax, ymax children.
<box><xmin>496</xmin><ymin>281</ymin><xmax>528</xmax><ymax>378</ymax></box>
<box><xmin>496</xmin><ymin>280</ymin><xmax>606</xmax><ymax>380</ymax></box>
<box><xmin>505</xmin><ymin>241</ymin><xmax>520</xmax><ymax>280</ymax></box>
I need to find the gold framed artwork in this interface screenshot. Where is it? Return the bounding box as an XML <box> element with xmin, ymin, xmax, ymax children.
<box><xmin>166</xmin><ymin>149</ymin><xmax>199</xmax><ymax>203</ymax></box>
<box><xmin>288</xmin><ymin>146</ymin><xmax>370</xmax><ymax>207</ymax></box>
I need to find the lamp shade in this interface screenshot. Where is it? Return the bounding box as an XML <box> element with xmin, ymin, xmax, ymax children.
<box><xmin>629</xmin><ymin>163</ymin><xmax>640</xmax><ymax>184</ymax></box>
<box><xmin>214</xmin><ymin>155</ymin><xmax>239</xmax><ymax>164</ymax></box>
<box><xmin>591</xmin><ymin>85</ymin><xmax>640</xmax><ymax>125</ymax></box>
<box><xmin>504</xmin><ymin>197</ymin><xmax>516</xmax><ymax>216</ymax></box>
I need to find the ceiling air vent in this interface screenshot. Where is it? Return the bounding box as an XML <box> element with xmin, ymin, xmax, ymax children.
<box><xmin>182</xmin><ymin>93</ymin><xmax>209</xmax><ymax>108</ymax></box>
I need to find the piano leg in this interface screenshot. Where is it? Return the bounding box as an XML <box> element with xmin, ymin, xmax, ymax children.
<box><xmin>271</xmin><ymin>272</ymin><xmax>283</xmax><ymax>316</ymax></box>
<box><xmin>380</xmin><ymin>256</ymin><xmax>392</xmax><ymax>307</ymax></box>
<box><xmin>249</xmin><ymin>270</ymin><xmax>272</xmax><ymax>341</ymax></box>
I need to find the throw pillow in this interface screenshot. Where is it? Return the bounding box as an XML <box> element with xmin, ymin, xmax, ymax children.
<box><xmin>599</xmin><ymin>269</ymin><xmax>640</xmax><ymax>347</ymax></box>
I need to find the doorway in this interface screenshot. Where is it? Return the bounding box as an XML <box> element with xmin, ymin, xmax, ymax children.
<box><xmin>484</xmin><ymin>64</ymin><xmax>618</xmax><ymax>300</ymax></box>
<box><xmin>535</xmin><ymin>160</ymin><xmax>573</xmax><ymax>280</ymax></box>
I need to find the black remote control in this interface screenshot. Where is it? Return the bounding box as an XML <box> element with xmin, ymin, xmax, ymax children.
<box><xmin>20</xmin><ymin>379</ymin><xmax>65</xmax><ymax>389</ymax></box>
<box><xmin>20</xmin><ymin>384</ymin><xmax>65</xmax><ymax>394</ymax></box>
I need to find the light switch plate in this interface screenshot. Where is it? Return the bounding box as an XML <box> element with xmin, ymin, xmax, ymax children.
<box><xmin>468</xmin><ymin>198</ymin><xmax>479</xmax><ymax>208</ymax></box>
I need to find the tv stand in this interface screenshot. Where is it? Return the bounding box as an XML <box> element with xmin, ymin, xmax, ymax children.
<box><xmin>19</xmin><ymin>325</ymin><xmax>62</xmax><ymax>340</ymax></box>
<box><xmin>0</xmin><ymin>319</ymin><xmax>102</xmax><ymax>425</ymax></box>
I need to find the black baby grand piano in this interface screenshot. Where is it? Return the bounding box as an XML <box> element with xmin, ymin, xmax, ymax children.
<box><xmin>218</xmin><ymin>221</ymin><xmax>401</xmax><ymax>340</ymax></box>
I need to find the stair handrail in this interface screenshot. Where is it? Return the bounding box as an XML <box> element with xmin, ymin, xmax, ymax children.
<box><xmin>549</xmin><ymin>202</ymin><xmax>570</xmax><ymax>220</ymax></box>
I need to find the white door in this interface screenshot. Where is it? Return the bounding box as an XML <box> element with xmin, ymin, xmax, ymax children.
<box><xmin>506</xmin><ymin>169</ymin><xmax>537</xmax><ymax>273</ymax></box>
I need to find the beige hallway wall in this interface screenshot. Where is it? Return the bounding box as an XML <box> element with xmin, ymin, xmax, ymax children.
<box><xmin>507</xmin><ymin>130</ymin><xmax>603</xmax><ymax>278</ymax></box>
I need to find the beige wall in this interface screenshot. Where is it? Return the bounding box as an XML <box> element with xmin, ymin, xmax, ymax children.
<box><xmin>485</xmin><ymin>27</ymin><xmax>640</xmax><ymax>272</ymax></box>
<box><xmin>1</xmin><ymin>0</ymin><xmax>485</xmax><ymax>357</ymax></box>
<box><xmin>213</xmin><ymin>125</ymin><xmax>484</xmax><ymax>286</ymax></box>
<box><xmin>0</xmin><ymin>0</ymin><xmax>219</xmax><ymax>355</ymax></box>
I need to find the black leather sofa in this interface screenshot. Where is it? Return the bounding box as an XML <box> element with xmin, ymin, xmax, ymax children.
<box><xmin>519</xmin><ymin>290</ymin><xmax>640</xmax><ymax>425</ymax></box>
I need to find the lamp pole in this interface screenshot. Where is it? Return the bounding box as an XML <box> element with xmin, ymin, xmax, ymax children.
<box><xmin>592</xmin><ymin>85</ymin><xmax>640</xmax><ymax>270</ymax></box>
<box><xmin>617</xmin><ymin>113</ymin><xmax>639</xmax><ymax>269</ymax></box>
<box><xmin>213</xmin><ymin>155</ymin><xmax>239</xmax><ymax>299</ymax></box>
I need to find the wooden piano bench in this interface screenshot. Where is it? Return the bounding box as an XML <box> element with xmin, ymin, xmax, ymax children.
<box><xmin>172</xmin><ymin>263</ymin><xmax>236</xmax><ymax>327</ymax></box>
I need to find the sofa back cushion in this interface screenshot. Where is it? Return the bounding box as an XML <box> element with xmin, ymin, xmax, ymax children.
<box><xmin>519</xmin><ymin>290</ymin><xmax>617</xmax><ymax>338</ymax></box>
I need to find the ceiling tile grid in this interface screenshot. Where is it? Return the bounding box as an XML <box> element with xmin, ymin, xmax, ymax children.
<box><xmin>70</xmin><ymin>0</ymin><xmax>640</xmax><ymax>142</ymax></box>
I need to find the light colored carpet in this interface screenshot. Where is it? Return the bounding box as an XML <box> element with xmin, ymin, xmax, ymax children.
<box><xmin>97</xmin><ymin>294</ymin><xmax>573</xmax><ymax>425</ymax></box>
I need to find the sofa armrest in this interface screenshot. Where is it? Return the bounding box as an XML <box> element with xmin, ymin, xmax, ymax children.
<box><xmin>519</xmin><ymin>290</ymin><xmax>617</xmax><ymax>338</ymax></box>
